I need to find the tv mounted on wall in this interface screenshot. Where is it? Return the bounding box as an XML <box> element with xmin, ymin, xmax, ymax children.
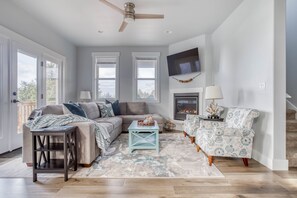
<box><xmin>167</xmin><ymin>48</ymin><xmax>201</xmax><ymax>76</ymax></box>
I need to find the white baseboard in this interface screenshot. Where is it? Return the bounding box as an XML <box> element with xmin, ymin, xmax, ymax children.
<box><xmin>272</xmin><ymin>159</ymin><xmax>289</xmax><ymax>170</ymax></box>
<box><xmin>252</xmin><ymin>150</ymin><xmax>288</xmax><ymax>170</ymax></box>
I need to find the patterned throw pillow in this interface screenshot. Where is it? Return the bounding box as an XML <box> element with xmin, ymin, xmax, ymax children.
<box><xmin>99</xmin><ymin>103</ymin><xmax>115</xmax><ymax>118</ymax></box>
<box><xmin>63</xmin><ymin>103</ymin><xmax>87</xmax><ymax>118</ymax></box>
<box><xmin>105</xmin><ymin>99</ymin><xmax>121</xmax><ymax>116</ymax></box>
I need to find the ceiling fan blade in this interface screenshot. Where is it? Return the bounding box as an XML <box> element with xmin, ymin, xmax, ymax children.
<box><xmin>119</xmin><ymin>21</ymin><xmax>128</xmax><ymax>32</ymax></box>
<box><xmin>99</xmin><ymin>0</ymin><xmax>124</xmax><ymax>15</ymax></box>
<box><xmin>135</xmin><ymin>14</ymin><xmax>164</xmax><ymax>19</ymax></box>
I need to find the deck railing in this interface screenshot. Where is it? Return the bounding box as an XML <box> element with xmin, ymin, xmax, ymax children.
<box><xmin>17</xmin><ymin>102</ymin><xmax>36</xmax><ymax>133</ymax></box>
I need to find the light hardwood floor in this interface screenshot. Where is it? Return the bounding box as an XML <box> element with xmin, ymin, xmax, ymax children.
<box><xmin>0</xmin><ymin>149</ymin><xmax>297</xmax><ymax>197</ymax></box>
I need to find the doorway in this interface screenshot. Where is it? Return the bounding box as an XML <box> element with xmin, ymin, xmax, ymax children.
<box><xmin>0</xmin><ymin>39</ymin><xmax>64</xmax><ymax>154</ymax></box>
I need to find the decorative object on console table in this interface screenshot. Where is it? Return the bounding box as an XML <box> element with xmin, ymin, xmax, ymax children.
<box><xmin>80</xmin><ymin>91</ymin><xmax>91</xmax><ymax>102</ymax></box>
<box><xmin>31</xmin><ymin>126</ymin><xmax>77</xmax><ymax>182</ymax></box>
<box><xmin>205</xmin><ymin>85</ymin><xmax>223</xmax><ymax>119</ymax></box>
<box><xmin>138</xmin><ymin>115</ymin><xmax>155</xmax><ymax>126</ymax></box>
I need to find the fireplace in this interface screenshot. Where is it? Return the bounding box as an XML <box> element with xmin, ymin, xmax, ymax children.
<box><xmin>174</xmin><ymin>93</ymin><xmax>199</xmax><ymax>121</ymax></box>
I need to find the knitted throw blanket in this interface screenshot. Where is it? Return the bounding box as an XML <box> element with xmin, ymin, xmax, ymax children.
<box><xmin>26</xmin><ymin>114</ymin><xmax>111</xmax><ymax>153</ymax></box>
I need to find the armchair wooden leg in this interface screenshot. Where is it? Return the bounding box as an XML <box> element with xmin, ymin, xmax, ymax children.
<box><xmin>208</xmin><ymin>156</ymin><xmax>213</xmax><ymax>166</ymax></box>
<box><xmin>242</xmin><ymin>158</ymin><xmax>249</xmax><ymax>167</ymax></box>
<box><xmin>183</xmin><ymin>131</ymin><xmax>187</xmax><ymax>137</ymax></box>
<box><xmin>189</xmin><ymin>136</ymin><xmax>195</xmax><ymax>144</ymax></box>
<box><xmin>196</xmin><ymin>145</ymin><xmax>200</xmax><ymax>152</ymax></box>
<box><xmin>82</xmin><ymin>163</ymin><xmax>92</xmax><ymax>168</ymax></box>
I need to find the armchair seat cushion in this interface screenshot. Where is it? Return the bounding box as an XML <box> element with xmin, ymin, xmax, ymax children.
<box><xmin>214</xmin><ymin>127</ymin><xmax>255</xmax><ymax>138</ymax></box>
<box><xmin>200</xmin><ymin>120</ymin><xmax>227</xmax><ymax>130</ymax></box>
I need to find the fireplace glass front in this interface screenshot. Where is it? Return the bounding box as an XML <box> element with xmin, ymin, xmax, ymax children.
<box><xmin>174</xmin><ymin>93</ymin><xmax>199</xmax><ymax>121</ymax></box>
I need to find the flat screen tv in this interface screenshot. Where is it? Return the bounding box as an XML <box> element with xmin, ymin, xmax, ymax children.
<box><xmin>167</xmin><ymin>48</ymin><xmax>201</xmax><ymax>76</ymax></box>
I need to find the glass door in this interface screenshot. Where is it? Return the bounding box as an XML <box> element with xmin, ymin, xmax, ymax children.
<box><xmin>10</xmin><ymin>46</ymin><xmax>40</xmax><ymax>150</ymax></box>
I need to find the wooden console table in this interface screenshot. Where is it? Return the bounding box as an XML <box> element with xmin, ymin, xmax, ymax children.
<box><xmin>31</xmin><ymin>126</ymin><xmax>77</xmax><ymax>182</ymax></box>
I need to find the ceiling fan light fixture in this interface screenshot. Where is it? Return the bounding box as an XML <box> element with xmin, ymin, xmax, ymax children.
<box><xmin>124</xmin><ymin>15</ymin><xmax>135</xmax><ymax>23</ymax></box>
<box><xmin>100</xmin><ymin>0</ymin><xmax>164</xmax><ymax>32</ymax></box>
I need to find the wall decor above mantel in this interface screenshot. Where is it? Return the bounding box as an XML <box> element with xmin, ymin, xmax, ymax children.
<box><xmin>171</xmin><ymin>73</ymin><xmax>201</xmax><ymax>83</ymax></box>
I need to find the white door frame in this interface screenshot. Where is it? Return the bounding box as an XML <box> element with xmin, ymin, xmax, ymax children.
<box><xmin>0</xmin><ymin>25</ymin><xmax>66</xmax><ymax>153</ymax></box>
<box><xmin>9</xmin><ymin>41</ymin><xmax>42</xmax><ymax>150</ymax></box>
<box><xmin>0</xmin><ymin>36</ymin><xmax>9</xmax><ymax>154</ymax></box>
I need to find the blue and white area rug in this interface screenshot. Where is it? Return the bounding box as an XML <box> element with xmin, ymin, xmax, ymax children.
<box><xmin>0</xmin><ymin>133</ymin><xmax>223</xmax><ymax>178</ymax></box>
<box><xmin>76</xmin><ymin>133</ymin><xmax>223</xmax><ymax>178</ymax></box>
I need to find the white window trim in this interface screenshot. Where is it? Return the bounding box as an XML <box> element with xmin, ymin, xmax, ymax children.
<box><xmin>92</xmin><ymin>52</ymin><xmax>120</xmax><ymax>101</ymax></box>
<box><xmin>132</xmin><ymin>52</ymin><xmax>160</xmax><ymax>103</ymax></box>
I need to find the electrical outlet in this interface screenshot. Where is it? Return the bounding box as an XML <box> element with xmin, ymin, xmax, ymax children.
<box><xmin>259</xmin><ymin>82</ymin><xmax>266</xmax><ymax>89</ymax></box>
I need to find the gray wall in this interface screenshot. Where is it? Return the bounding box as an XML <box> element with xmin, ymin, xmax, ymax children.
<box><xmin>286</xmin><ymin>0</ymin><xmax>297</xmax><ymax>107</ymax></box>
<box><xmin>0</xmin><ymin>0</ymin><xmax>77</xmax><ymax>101</ymax></box>
<box><xmin>212</xmin><ymin>0</ymin><xmax>287</xmax><ymax>170</ymax></box>
<box><xmin>76</xmin><ymin>46</ymin><xmax>169</xmax><ymax>118</ymax></box>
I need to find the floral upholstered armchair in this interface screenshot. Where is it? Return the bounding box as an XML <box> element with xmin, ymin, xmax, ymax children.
<box><xmin>183</xmin><ymin>114</ymin><xmax>201</xmax><ymax>144</ymax></box>
<box><xmin>183</xmin><ymin>107</ymin><xmax>224</xmax><ymax>144</ymax></box>
<box><xmin>195</xmin><ymin>107</ymin><xmax>260</xmax><ymax>167</ymax></box>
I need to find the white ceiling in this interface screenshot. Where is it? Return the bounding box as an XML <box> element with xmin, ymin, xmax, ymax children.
<box><xmin>11</xmin><ymin>0</ymin><xmax>243</xmax><ymax>46</ymax></box>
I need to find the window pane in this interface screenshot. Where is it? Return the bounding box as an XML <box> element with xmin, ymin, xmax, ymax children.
<box><xmin>137</xmin><ymin>80</ymin><xmax>155</xmax><ymax>99</ymax></box>
<box><xmin>45</xmin><ymin>60</ymin><xmax>59</xmax><ymax>105</ymax></box>
<box><xmin>137</xmin><ymin>59</ymin><xmax>156</xmax><ymax>78</ymax></box>
<box><xmin>98</xmin><ymin>64</ymin><xmax>116</xmax><ymax>78</ymax></box>
<box><xmin>98</xmin><ymin>80</ymin><xmax>116</xmax><ymax>98</ymax></box>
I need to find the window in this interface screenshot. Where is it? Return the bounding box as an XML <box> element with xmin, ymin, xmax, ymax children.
<box><xmin>132</xmin><ymin>52</ymin><xmax>160</xmax><ymax>102</ymax></box>
<box><xmin>45</xmin><ymin>60</ymin><xmax>62</xmax><ymax>105</ymax></box>
<box><xmin>92</xmin><ymin>52</ymin><xmax>120</xmax><ymax>101</ymax></box>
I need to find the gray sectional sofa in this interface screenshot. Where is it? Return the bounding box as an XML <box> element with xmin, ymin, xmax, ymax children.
<box><xmin>22</xmin><ymin>102</ymin><xmax>164</xmax><ymax>166</ymax></box>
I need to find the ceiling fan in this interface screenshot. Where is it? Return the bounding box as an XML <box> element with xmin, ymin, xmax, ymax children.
<box><xmin>99</xmin><ymin>0</ymin><xmax>164</xmax><ymax>32</ymax></box>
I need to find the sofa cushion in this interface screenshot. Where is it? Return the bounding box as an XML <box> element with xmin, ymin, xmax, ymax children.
<box><xmin>41</xmin><ymin>105</ymin><xmax>63</xmax><ymax>115</ymax></box>
<box><xmin>121</xmin><ymin>114</ymin><xmax>163</xmax><ymax>124</ymax></box>
<box><xmin>79</xmin><ymin>102</ymin><xmax>100</xmax><ymax>119</ymax></box>
<box><xmin>95</xmin><ymin>117</ymin><xmax>122</xmax><ymax>129</ymax></box>
<box><xmin>119</xmin><ymin>102</ymin><xmax>127</xmax><ymax>115</ymax></box>
<box><xmin>126</xmin><ymin>102</ymin><xmax>147</xmax><ymax>115</ymax></box>
<box><xmin>98</xmin><ymin>122</ymin><xmax>114</xmax><ymax>134</ymax></box>
<box><xmin>106</xmin><ymin>100</ymin><xmax>121</xmax><ymax>116</ymax></box>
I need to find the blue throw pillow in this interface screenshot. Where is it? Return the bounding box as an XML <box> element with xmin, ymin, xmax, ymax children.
<box><xmin>105</xmin><ymin>99</ymin><xmax>121</xmax><ymax>116</ymax></box>
<box><xmin>63</xmin><ymin>103</ymin><xmax>87</xmax><ymax>118</ymax></box>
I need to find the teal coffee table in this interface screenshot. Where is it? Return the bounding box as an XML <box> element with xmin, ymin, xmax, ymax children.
<box><xmin>128</xmin><ymin>120</ymin><xmax>159</xmax><ymax>154</ymax></box>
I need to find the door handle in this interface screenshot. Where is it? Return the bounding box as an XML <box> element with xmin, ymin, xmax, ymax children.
<box><xmin>12</xmin><ymin>99</ymin><xmax>20</xmax><ymax>103</ymax></box>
